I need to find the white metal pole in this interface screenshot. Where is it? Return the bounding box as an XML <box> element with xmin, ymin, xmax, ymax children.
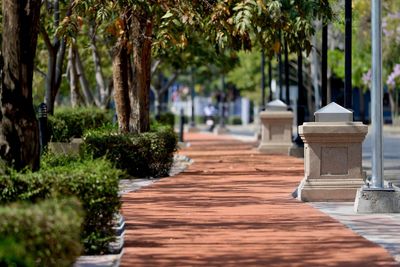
<box><xmin>371</xmin><ymin>0</ymin><xmax>384</xmax><ymax>188</ymax></box>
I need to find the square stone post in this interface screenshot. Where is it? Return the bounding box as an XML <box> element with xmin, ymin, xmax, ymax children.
<box><xmin>297</xmin><ymin>102</ymin><xmax>368</xmax><ymax>202</ymax></box>
<box><xmin>257</xmin><ymin>100</ymin><xmax>293</xmax><ymax>155</ymax></box>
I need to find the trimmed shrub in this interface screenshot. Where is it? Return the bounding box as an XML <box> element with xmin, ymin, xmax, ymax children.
<box><xmin>0</xmin><ymin>198</ymin><xmax>83</xmax><ymax>267</ymax></box>
<box><xmin>83</xmin><ymin>126</ymin><xmax>178</xmax><ymax>178</ymax></box>
<box><xmin>228</xmin><ymin>116</ymin><xmax>242</xmax><ymax>125</ymax></box>
<box><xmin>48</xmin><ymin>107</ymin><xmax>112</xmax><ymax>142</ymax></box>
<box><xmin>0</xmin><ymin>158</ymin><xmax>123</xmax><ymax>254</ymax></box>
<box><xmin>156</xmin><ymin>112</ymin><xmax>175</xmax><ymax>127</ymax></box>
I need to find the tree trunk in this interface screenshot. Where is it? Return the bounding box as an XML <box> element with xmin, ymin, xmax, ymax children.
<box><xmin>42</xmin><ymin>0</ymin><xmax>71</xmax><ymax>114</ymax></box>
<box><xmin>68</xmin><ymin>46</ymin><xmax>80</xmax><ymax>107</ymax></box>
<box><xmin>44</xmin><ymin>46</ymin><xmax>58</xmax><ymax>114</ymax></box>
<box><xmin>131</xmin><ymin>14</ymin><xmax>153</xmax><ymax>133</ymax></box>
<box><xmin>0</xmin><ymin>0</ymin><xmax>41</xmax><ymax>171</ymax></box>
<box><xmin>310</xmin><ymin>24</ymin><xmax>321</xmax><ymax>110</ymax></box>
<box><xmin>389</xmin><ymin>89</ymin><xmax>396</xmax><ymax>125</ymax></box>
<box><xmin>73</xmin><ymin>43</ymin><xmax>99</xmax><ymax>106</ymax></box>
<box><xmin>112</xmin><ymin>40</ymin><xmax>131</xmax><ymax>133</ymax></box>
<box><xmin>89</xmin><ymin>24</ymin><xmax>109</xmax><ymax>108</ymax></box>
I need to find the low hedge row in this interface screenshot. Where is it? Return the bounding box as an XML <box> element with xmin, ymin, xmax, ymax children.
<box><xmin>48</xmin><ymin>107</ymin><xmax>112</xmax><ymax>142</ymax></box>
<box><xmin>0</xmin><ymin>198</ymin><xmax>83</xmax><ymax>267</ymax></box>
<box><xmin>0</xmin><ymin>157</ymin><xmax>123</xmax><ymax>254</ymax></box>
<box><xmin>83</xmin><ymin>126</ymin><xmax>178</xmax><ymax>178</ymax></box>
<box><xmin>154</xmin><ymin>112</ymin><xmax>175</xmax><ymax>128</ymax></box>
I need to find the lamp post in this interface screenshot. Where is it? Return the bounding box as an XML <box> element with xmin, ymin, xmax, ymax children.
<box><xmin>344</xmin><ymin>0</ymin><xmax>352</xmax><ymax>109</ymax></box>
<box><xmin>294</xmin><ymin>49</ymin><xmax>305</xmax><ymax>146</ymax></box>
<box><xmin>278</xmin><ymin>51</ymin><xmax>284</xmax><ymax>101</ymax></box>
<box><xmin>321</xmin><ymin>24</ymin><xmax>328</xmax><ymax>107</ymax></box>
<box><xmin>189</xmin><ymin>68</ymin><xmax>196</xmax><ymax>128</ymax></box>
<box><xmin>284</xmin><ymin>38</ymin><xmax>290</xmax><ymax>106</ymax></box>
<box><xmin>268</xmin><ymin>60</ymin><xmax>273</xmax><ymax>102</ymax></box>
<box><xmin>261</xmin><ymin>48</ymin><xmax>266</xmax><ymax>110</ymax></box>
<box><xmin>354</xmin><ymin>0</ymin><xmax>399</xmax><ymax>213</ymax></box>
<box><xmin>219</xmin><ymin>75</ymin><xmax>226</xmax><ymax>129</ymax></box>
<box><xmin>370</xmin><ymin>0</ymin><xmax>383</xmax><ymax>189</ymax></box>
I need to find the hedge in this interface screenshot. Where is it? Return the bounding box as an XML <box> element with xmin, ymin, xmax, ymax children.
<box><xmin>0</xmin><ymin>157</ymin><xmax>123</xmax><ymax>254</ymax></box>
<box><xmin>83</xmin><ymin>126</ymin><xmax>178</xmax><ymax>178</ymax></box>
<box><xmin>0</xmin><ymin>198</ymin><xmax>83</xmax><ymax>267</ymax></box>
<box><xmin>48</xmin><ymin>107</ymin><xmax>112</xmax><ymax>142</ymax></box>
<box><xmin>155</xmin><ymin>112</ymin><xmax>175</xmax><ymax>128</ymax></box>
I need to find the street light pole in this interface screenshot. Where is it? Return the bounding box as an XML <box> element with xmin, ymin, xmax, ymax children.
<box><xmin>261</xmin><ymin>48</ymin><xmax>266</xmax><ymax>110</ymax></box>
<box><xmin>371</xmin><ymin>0</ymin><xmax>383</xmax><ymax>189</ymax></box>
<box><xmin>284</xmin><ymin>38</ymin><xmax>290</xmax><ymax>106</ymax></box>
<box><xmin>190</xmin><ymin>68</ymin><xmax>196</xmax><ymax>127</ymax></box>
<box><xmin>345</xmin><ymin>0</ymin><xmax>352</xmax><ymax>109</ymax></box>
<box><xmin>278</xmin><ymin>51</ymin><xmax>284</xmax><ymax>101</ymax></box>
<box><xmin>220</xmin><ymin>74</ymin><xmax>226</xmax><ymax>129</ymax></box>
<box><xmin>268</xmin><ymin>60</ymin><xmax>273</xmax><ymax>102</ymax></box>
<box><xmin>321</xmin><ymin>24</ymin><xmax>328</xmax><ymax>107</ymax></box>
<box><xmin>294</xmin><ymin>49</ymin><xmax>305</xmax><ymax>146</ymax></box>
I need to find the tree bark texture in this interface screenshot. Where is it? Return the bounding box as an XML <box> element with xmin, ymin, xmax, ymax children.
<box><xmin>73</xmin><ymin>42</ymin><xmax>98</xmax><ymax>106</ymax></box>
<box><xmin>0</xmin><ymin>0</ymin><xmax>41</xmax><ymax>171</ymax></box>
<box><xmin>68</xmin><ymin>45</ymin><xmax>80</xmax><ymax>107</ymax></box>
<box><xmin>43</xmin><ymin>0</ymin><xmax>71</xmax><ymax>114</ymax></box>
<box><xmin>89</xmin><ymin>24</ymin><xmax>110</xmax><ymax>108</ymax></box>
<box><xmin>131</xmin><ymin>13</ymin><xmax>153</xmax><ymax>133</ymax></box>
<box><xmin>112</xmin><ymin>39</ymin><xmax>131</xmax><ymax>133</ymax></box>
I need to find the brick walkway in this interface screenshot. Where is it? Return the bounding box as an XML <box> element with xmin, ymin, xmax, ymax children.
<box><xmin>120</xmin><ymin>133</ymin><xmax>398</xmax><ymax>267</ymax></box>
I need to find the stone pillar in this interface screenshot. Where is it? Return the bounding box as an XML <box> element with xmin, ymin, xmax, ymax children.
<box><xmin>257</xmin><ymin>100</ymin><xmax>293</xmax><ymax>154</ymax></box>
<box><xmin>297</xmin><ymin>102</ymin><xmax>368</xmax><ymax>202</ymax></box>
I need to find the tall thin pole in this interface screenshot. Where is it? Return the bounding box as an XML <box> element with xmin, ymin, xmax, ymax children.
<box><xmin>190</xmin><ymin>68</ymin><xmax>196</xmax><ymax>127</ymax></box>
<box><xmin>220</xmin><ymin>75</ymin><xmax>226</xmax><ymax>128</ymax></box>
<box><xmin>321</xmin><ymin>24</ymin><xmax>328</xmax><ymax>107</ymax></box>
<box><xmin>294</xmin><ymin>49</ymin><xmax>305</xmax><ymax>146</ymax></box>
<box><xmin>284</xmin><ymin>38</ymin><xmax>290</xmax><ymax>106</ymax></box>
<box><xmin>268</xmin><ymin>60</ymin><xmax>273</xmax><ymax>102</ymax></box>
<box><xmin>278</xmin><ymin>51</ymin><xmax>284</xmax><ymax>101</ymax></box>
<box><xmin>371</xmin><ymin>0</ymin><xmax>383</xmax><ymax>189</ymax></box>
<box><xmin>345</xmin><ymin>0</ymin><xmax>352</xmax><ymax>109</ymax></box>
<box><xmin>261</xmin><ymin>48</ymin><xmax>266</xmax><ymax>110</ymax></box>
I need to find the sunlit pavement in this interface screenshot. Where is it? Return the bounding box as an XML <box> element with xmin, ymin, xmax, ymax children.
<box><xmin>120</xmin><ymin>132</ymin><xmax>398</xmax><ymax>266</ymax></box>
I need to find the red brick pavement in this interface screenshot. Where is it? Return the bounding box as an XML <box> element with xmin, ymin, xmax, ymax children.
<box><xmin>120</xmin><ymin>133</ymin><xmax>398</xmax><ymax>267</ymax></box>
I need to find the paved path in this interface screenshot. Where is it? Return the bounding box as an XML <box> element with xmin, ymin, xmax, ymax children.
<box><xmin>120</xmin><ymin>133</ymin><xmax>398</xmax><ymax>266</ymax></box>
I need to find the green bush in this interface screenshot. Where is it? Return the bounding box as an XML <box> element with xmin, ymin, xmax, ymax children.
<box><xmin>0</xmin><ymin>198</ymin><xmax>83</xmax><ymax>267</ymax></box>
<box><xmin>155</xmin><ymin>112</ymin><xmax>175</xmax><ymax>127</ymax></box>
<box><xmin>228</xmin><ymin>116</ymin><xmax>242</xmax><ymax>125</ymax></box>
<box><xmin>0</xmin><ymin>158</ymin><xmax>123</xmax><ymax>254</ymax></box>
<box><xmin>83</xmin><ymin>126</ymin><xmax>178</xmax><ymax>178</ymax></box>
<box><xmin>48</xmin><ymin>107</ymin><xmax>112</xmax><ymax>142</ymax></box>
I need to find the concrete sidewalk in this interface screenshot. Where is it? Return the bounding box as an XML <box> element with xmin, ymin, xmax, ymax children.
<box><xmin>120</xmin><ymin>133</ymin><xmax>399</xmax><ymax>266</ymax></box>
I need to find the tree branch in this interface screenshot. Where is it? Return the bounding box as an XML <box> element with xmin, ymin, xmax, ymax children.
<box><xmin>151</xmin><ymin>59</ymin><xmax>162</xmax><ymax>76</ymax></box>
<box><xmin>159</xmin><ymin>71</ymin><xmax>179</xmax><ymax>96</ymax></box>
<box><xmin>40</xmin><ymin>26</ymin><xmax>53</xmax><ymax>52</ymax></box>
<box><xmin>34</xmin><ymin>67</ymin><xmax>47</xmax><ymax>78</ymax></box>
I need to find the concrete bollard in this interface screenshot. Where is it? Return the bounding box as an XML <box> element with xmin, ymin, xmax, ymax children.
<box><xmin>257</xmin><ymin>100</ymin><xmax>293</xmax><ymax>154</ymax></box>
<box><xmin>296</xmin><ymin>102</ymin><xmax>368</xmax><ymax>202</ymax></box>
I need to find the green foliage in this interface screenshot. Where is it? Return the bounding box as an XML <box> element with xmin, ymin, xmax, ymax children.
<box><xmin>156</xmin><ymin>112</ymin><xmax>175</xmax><ymax>128</ymax></box>
<box><xmin>48</xmin><ymin>107</ymin><xmax>112</xmax><ymax>142</ymax></box>
<box><xmin>0</xmin><ymin>198</ymin><xmax>83</xmax><ymax>267</ymax></box>
<box><xmin>0</xmin><ymin>158</ymin><xmax>123</xmax><ymax>254</ymax></box>
<box><xmin>83</xmin><ymin>126</ymin><xmax>178</xmax><ymax>178</ymax></box>
<box><xmin>228</xmin><ymin>116</ymin><xmax>242</xmax><ymax>125</ymax></box>
<box><xmin>227</xmin><ymin>50</ymin><xmax>262</xmax><ymax>93</ymax></box>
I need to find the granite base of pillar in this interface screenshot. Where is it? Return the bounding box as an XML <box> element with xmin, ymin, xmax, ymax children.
<box><xmin>354</xmin><ymin>187</ymin><xmax>400</xmax><ymax>213</ymax></box>
<box><xmin>297</xmin><ymin>178</ymin><xmax>365</xmax><ymax>202</ymax></box>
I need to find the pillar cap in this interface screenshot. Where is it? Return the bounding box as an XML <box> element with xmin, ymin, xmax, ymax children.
<box><xmin>314</xmin><ymin>102</ymin><xmax>353</xmax><ymax>122</ymax></box>
<box><xmin>266</xmin><ymin>100</ymin><xmax>288</xmax><ymax>111</ymax></box>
